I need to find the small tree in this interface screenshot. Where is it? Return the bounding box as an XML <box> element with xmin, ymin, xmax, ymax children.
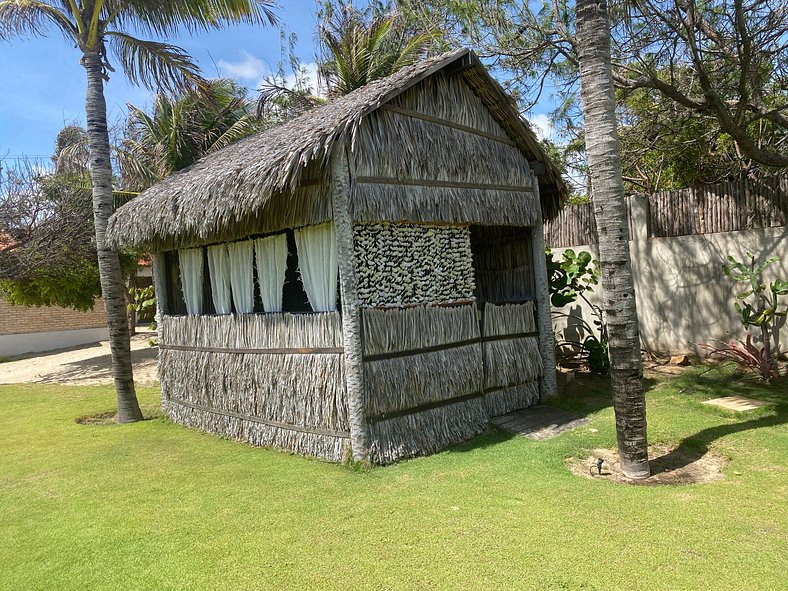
<box><xmin>711</xmin><ymin>253</ymin><xmax>788</xmax><ymax>379</ymax></box>
<box><xmin>547</xmin><ymin>248</ymin><xmax>609</xmax><ymax>374</ymax></box>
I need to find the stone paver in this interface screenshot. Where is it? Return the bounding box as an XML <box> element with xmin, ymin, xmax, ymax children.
<box><xmin>701</xmin><ymin>395</ymin><xmax>766</xmax><ymax>412</ymax></box>
<box><xmin>491</xmin><ymin>405</ymin><xmax>590</xmax><ymax>440</ymax></box>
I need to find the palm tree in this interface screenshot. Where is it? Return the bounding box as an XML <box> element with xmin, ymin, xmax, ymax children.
<box><xmin>318</xmin><ymin>1</ymin><xmax>432</xmax><ymax>96</ymax></box>
<box><xmin>0</xmin><ymin>1</ymin><xmax>276</xmax><ymax>423</ymax></box>
<box><xmin>575</xmin><ymin>0</ymin><xmax>650</xmax><ymax>478</ymax></box>
<box><xmin>122</xmin><ymin>79</ymin><xmax>263</xmax><ymax>190</ymax></box>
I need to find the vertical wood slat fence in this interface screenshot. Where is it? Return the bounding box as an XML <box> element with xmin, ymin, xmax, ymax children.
<box><xmin>544</xmin><ymin>174</ymin><xmax>788</xmax><ymax>248</ymax></box>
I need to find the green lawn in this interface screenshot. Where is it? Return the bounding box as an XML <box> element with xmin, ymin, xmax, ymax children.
<box><xmin>1</xmin><ymin>367</ymin><xmax>786</xmax><ymax>591</ymax></box>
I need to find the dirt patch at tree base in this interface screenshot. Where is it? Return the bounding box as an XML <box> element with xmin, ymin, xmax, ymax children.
<box><xmin>566</xmin><ymin>444</ymin><xmax>728</xmax><ymax>485</ymax></box>
<box><xmin>75</xmin><ymin>405</ymin><xmax>162</xmax><ymax>426</ymax></box>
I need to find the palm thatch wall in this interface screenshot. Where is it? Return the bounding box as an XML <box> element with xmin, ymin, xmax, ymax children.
<box><xmin>361</xmin><ymin>304</ymin><xmax>487</xmax><ymax>464</ymax></box>
<box><xmin>106</xmin><ymin>50</ymin><xmax>563</xmax><ymax>465</ymax></box>
<box><xmin>159</xmin><ymin>313</ymin><xmax>349</xmax><ymax>461</ymax></box>
<box><xmin>360</xmin><ymin>302</ymin><xmax>543</xmax><ymax>464</ymax></box>
<box><xmin>349</xmin><ymin>73</ymin><xmax>541</xmax><ymax>227</ymax></box>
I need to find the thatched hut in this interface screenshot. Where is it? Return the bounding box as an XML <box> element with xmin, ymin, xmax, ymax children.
<box><xmin>107</xmin><ymin>49</ymin><xmax>567</xmax><ymax>464</ymax></box>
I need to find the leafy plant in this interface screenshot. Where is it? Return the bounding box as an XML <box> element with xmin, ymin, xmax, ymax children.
<box><xmin>129</xmin><ymin>285</ymin><xmax>157</xmax><ymax>329</ymax></box>
<box><xmin>713</xmin><ymin>252</ymin><xmax>788</xmax><ymax>379</ymax></box>
<box><xmin>546</xmin><ymin>248</ymin><xmax>609</xmax><ymax>373</ymax></box>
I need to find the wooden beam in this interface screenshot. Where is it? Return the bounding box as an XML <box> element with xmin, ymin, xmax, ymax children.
<box><xmin>168</xmin><ymin>398</ymin><xmax>351</xmax><ymax>438</ymax></box>
<box><xmin>381</xmin><ymin>104</ymin><xmax>517</xmax><ymax>147</ymax></box>
<box><xmin>160</xmin><ymin>345</ymin><xmax>344</xmax><ymax>355</ymax></box>
<box><xmin>355</xmin><ymin>176</ymin><xmax>534</xmax><ymax>193</ymax></box>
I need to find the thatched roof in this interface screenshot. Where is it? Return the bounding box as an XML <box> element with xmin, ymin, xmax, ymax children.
<box><xmin>108</xmin><ymin>49</ymin><xmax>567</xmax><ymax>251</ymax></box>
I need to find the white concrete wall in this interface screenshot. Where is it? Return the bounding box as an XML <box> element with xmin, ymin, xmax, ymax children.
<box><xmin>552</xmin><ymin>197</ymin><xmax>788</xmax><ymax>355</ymax></box>
<box><xmin>0</xmin><ymin>327</ymin><xmax>109</xmax><ymax>357</ymax></box>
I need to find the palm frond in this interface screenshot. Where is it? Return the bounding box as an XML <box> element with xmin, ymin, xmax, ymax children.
<box><xmin>207</xmin><ymin>115</ymin><xmax>262</xmax><ymax>153</ymax></box>
<box><xmin>104</xmin><ymin>0</ymin><xmax>277</xmax><ymax>38</ymax></box>
<box><xmin>106</xmin><ymin>31</ymin><xmax>203</xmax><ymax>93</ymax></box>
<box><xmin>0</xmin><ymin>0</ymin><xmax>76</xmax><ymax>41</ymax></box>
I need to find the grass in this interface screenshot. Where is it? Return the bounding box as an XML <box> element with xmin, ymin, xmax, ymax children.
<box><xmin>1</xmin><ymin>366</ymin><xmax>786</xmax><ymax>591</ymax></box>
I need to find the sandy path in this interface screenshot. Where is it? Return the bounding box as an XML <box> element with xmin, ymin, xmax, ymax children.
<box><xmin>0</xmin><ymin>332</ymin><xmax>159</xmax><ymax>385</ymax></box>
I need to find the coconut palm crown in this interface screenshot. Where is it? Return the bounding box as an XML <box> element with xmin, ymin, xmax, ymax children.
<box><xmin>122</xmin><ymin>79</ymin><xmax>263</xmax><ymax>191</ymax></box>
<box><xmin>0</xmin><ymin>0</ymin><xmax>276</xmax><ymax>423</ymax></box>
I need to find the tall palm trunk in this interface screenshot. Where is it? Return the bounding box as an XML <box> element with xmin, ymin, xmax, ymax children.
<box><xmin>576</xmin><ymin>0</ymin><xmax>649</xmax><ymax>478</ymax></box>
<box><xmin>82</xmin><ymin>50</ymin><xmax>143</xmax><ymax>423</ymax></box>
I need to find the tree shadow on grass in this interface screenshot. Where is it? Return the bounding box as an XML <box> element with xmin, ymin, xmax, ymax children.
<box><xmin>652</xmin><ymin>399</ymin><xmax>788</xmax><ymax>474</ymax></box>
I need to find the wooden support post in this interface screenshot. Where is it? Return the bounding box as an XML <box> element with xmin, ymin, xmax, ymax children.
<box><xmin>330</xmin><ymin>145</ymin><xmax>371</xmax><ymax>461</ymax></box>
<box><xmin>530</xmin><ymin>179</ymin><xmax>558</xmax><ymax>399</ymax></box>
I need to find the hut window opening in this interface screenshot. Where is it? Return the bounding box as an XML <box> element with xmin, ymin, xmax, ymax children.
<box><xmin>178</xmin><ymin>247</ymin><xmax>205</xmax><ymax>315</ymax></box>
<box><xmin>163</xmin><ymin>251</ymin><xmax>187</xmax><ymax>315</ymax></box>
<box><xmin>470</xmin><ymin>225</ymin><xmax>535</xmax><ymax>304</ymax></box>
<box><xmin>166</xmin><ymin>225</ymin><xmax>333</xmax><ymax>316</ymax></box>
<box><xmin>282</xmin><ymin>229</ymin><xmax>313</xmax><ymax>313</ymax></box>
<box><xmin>294</xmin><ymin>222</ymin><xmax>338</xmax><ymax>312</ymax></box>
<box><xmin>254</xmin><ymin>233</ymin><xmax>288</xmax><ymax>312</ymax></box>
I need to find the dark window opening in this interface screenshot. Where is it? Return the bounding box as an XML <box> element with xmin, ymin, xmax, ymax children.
<box><xmin>470</xmin><ymin>225</ymin><xmax>534</xmax><ymax>304</ymax></box>
<box><xmin>161</xmin><ymin>228</ymin><xmax>327</xmax><ymax>316</ymax></box>
<box><xmin>201</xmin><ymin>247</ymin><xmax>216</xmax><ymax>315</ymax></box>
<box><xmin>163</xmin><ymin>251</ymin><xmax>187</xmax><ymax>315</ymax></box>
<box><xmin>282</xmin><ymin>229</ymin><xmax>312</xmax><ymax>313</ymax></box>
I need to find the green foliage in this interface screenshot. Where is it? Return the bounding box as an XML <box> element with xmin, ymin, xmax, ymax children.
<box><xmin>546</xmin><ymin>248</ymin><xmax>609</xmax><ymax>373</ymax></box>
<box><xmin>723</xmin><ymin>253</ymin><xmax>788</xmax><ymax>329</ymax></box>
<box><xmin>128</xmin><ymin>285</ymin><xmax>157</xmax><ymax>327</ymax></box>
<box><xmin>0</xmin><ymin>261</ymin><xmax>101</xmax><ymax>311</ymax></box>
<box><xmin>317</xmin><ymin>0</ymin><xmax>434</xmax><ymax>96</ymax></box>
<box><xmin>121</xmin><ymin>79</ymin><xmax>262</xmax><ymax>190</ymax></box>
<box><xmin>713</xmin><ymin>252</ymin><xmax>788</xmax><ymax>380</ymax></box>
<box><xmin>546</xmin><ymin>248</ymin><xmax>599</xmax><ymax>308</ymax></box>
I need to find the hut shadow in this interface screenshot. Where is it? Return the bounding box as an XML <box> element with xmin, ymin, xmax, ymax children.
<box><xmin>443</xmin><ymin>427</ymin><xmax>518</xmax><ymax>456</ymax></box>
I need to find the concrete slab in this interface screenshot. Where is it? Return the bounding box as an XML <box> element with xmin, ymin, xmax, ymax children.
<box><xmin>491</xmin><ymin>405</ymin><xmax>590</xmax><ymax>440</ymax></box>
<box><xmin>701</xmin><ymin>396</ymin><xmax>766</xmax><ymax>412</ymax></box>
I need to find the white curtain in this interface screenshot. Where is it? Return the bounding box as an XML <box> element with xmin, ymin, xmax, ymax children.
<box><xmin>294</xmin><ymin>222</ymin><xmax>338</xmax><ymax>312</ymax></box>
<box><xmin>228</xmin><ymin>240</ymin><xmax>254</xmax><ymax>314</ymax></box>
<box><xmin>207</xmin><ymin>244</ymin><xmax>232</xmax><ymax>314</ymax></box>
<box><xmin>254</xmin><ymin>234</ymin><xmax>288</xmax><ymax>312</ymax></box>
<box><xmin>178</xmin><ymin>248</ymin><xmax>204</xmax><ymax>315</ymax></box>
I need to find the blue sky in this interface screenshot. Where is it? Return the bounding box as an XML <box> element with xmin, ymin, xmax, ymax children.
<box><xmin>0</xmin><ymin>2</ymin><xmax>553</xmax><ymax>165</ymax></box>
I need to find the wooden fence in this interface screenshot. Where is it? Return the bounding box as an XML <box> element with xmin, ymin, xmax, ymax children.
<box><xmin>544</xmin><ymin>174</ymin><xmax>788</xmax><ymax>248</ymax></box>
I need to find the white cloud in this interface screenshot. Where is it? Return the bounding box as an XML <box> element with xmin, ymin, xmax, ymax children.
<box><xmin>217</xmin><ymin>52</ymin><xmax>267</xmax><ymax>82</ymax></box>
<box><xmin>254</xmin><ymin>61</ymin><xmax>326</xmax><ymax>98</ymax></box>
<box><xmin>285</xmin><ymin>62</ymin><xmax>325</xmax><ymax>97</ymax></box>
<box><xmin>526</xmin><ymin>113</ymin><xmax>554</xmax><ymax>141</ymax></box>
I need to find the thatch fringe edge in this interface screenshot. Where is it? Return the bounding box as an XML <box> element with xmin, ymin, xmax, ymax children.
<box><xmin>164</xmin><ymin>400</ymin><xmax>349</xmax><ymax>462</ymax></box>
<box><xmin>368</xmin><ymin>397</ymin><xmax>488</xmax><ymax>464</ymax></box>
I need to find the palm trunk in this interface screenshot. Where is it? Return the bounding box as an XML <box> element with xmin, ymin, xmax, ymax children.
<box><xmin>82</xmin><ymin>50</ymin><xmax>142</xmax><ymax>423</ymax></box>
<box><xmin>576</xmin><ymin>0</ymin><xmax>649</xmax><ymax>478</ymax></box>
<box><xmin>331</xmin><ymin>145</ymin><xmax>370</xmax><ymax>462</ymax></box>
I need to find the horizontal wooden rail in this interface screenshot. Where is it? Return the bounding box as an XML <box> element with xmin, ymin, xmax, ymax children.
<box><xmin>362</xmin><ymin>331</ymin><xmax>538</xmax><ymax>362</ymax></box>
<box><xmin>167</xmin><ymin>398</ymin><xmax>351</xmax><ymax>439</ymax></box>
<box><xmin>161</xmin><ymin>344</ymin><xmax>344</xmax><ymax>355</ymax></box>
<box><xmin>355</xmin><ymin>176</ymin><xmax>534</xmax><ymax>194</ymax></box>
<box><xmin>381</xmin><ymin>104</ymin><xmax>517</xmax><ymax>147</ymax></box>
